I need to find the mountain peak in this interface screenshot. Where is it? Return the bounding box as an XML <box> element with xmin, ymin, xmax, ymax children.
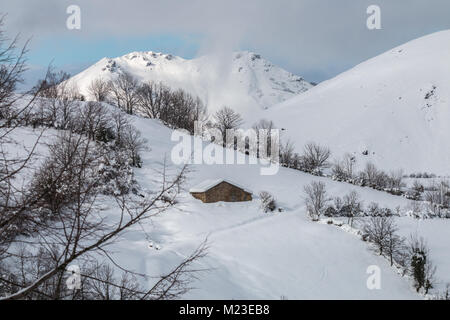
<box><xmin>68</xmin><ymin>50</ymin><xmax>313</xmax><ymax>118</ymax></box>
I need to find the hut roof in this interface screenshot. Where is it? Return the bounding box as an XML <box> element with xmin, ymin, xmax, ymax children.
<box><xmin>189</xmin><ymin>179</ymin><xmax>252</xmax><ymax>194</ymax></box>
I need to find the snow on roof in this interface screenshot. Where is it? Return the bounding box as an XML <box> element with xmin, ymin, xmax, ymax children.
<box><xmin>189</xmin><ymin>179</ymin><xmax>252</xmax><ymax>194</ymax></box>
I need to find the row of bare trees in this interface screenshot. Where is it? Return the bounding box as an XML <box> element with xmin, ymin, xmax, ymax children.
<box><xmin>363</xmin><ymin>219</ymin><xmax>436</xmax><ymax>294</ymax></box>
<box><xmin>88</xmin><ymin>74</ymin><xmax>207</xmax><ymax>134</ymax></box>
<box><xmin>0</xmin><ymin>15</ymin><xmax>207</xmax><ymax>300</ymax></box>
<box><xmin>302</xmin><ymin>181</ymin><xmax>437</xmax><ymax>294</ymax></box>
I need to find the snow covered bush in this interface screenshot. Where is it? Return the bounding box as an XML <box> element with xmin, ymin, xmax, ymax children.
<box><xmin>259</xmin><ymin>191</ymin><xmax>276</xmax><ymax>213</ymax></box>
<box><xmin>98</xmin><ymin>146</ymin><xmax>137</xmax><ymax>196</ymax></box>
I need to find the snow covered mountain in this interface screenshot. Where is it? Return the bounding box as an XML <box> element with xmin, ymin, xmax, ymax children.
<box><xmin>68</xmin><ymin>51</ymin><xmax>313</xmax><ymax>119</ymax></box>
<box><xmin>265</xmin><ymin>30</ymin><xmax>450</xmax><ymax>175</ymax></box>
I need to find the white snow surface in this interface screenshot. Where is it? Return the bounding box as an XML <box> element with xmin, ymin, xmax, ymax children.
<box><xmin>264</xmin><ymin>30</ymin><xmax>450</xmax><ymax>175</ymax></box>
<box><xmin>111</xmin><ymin>116</ymin><xmax>422</xmax><ymax>299</ymax></box>
<box><xmin>4</xmin><ymin>115</ymin><xmax>431</xmax><ymax>300</ymax></box>
<box><xmin>68</xmin><ymin>51</ymin><xmax>312</xmax><ymax>119</ymax></box>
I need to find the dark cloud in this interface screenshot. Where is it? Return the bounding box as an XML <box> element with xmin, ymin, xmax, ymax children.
<box><xmin>2</xmin><ymin>0</ymin><xmax>450</xmax><ymax>82</ymax></box>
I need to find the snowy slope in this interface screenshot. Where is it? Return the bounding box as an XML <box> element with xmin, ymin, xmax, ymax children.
<box><xmin>68</xmin><ymin>51</ymin><xmax>312</xmax><ymax>119</ymax></box>
<box><xmin>264</xmin><ymin>30</ymin><xmax>450</xmax><ymax>175</ymax></box>
<box><xmin>107</xmin><ymin>116</ymin><xmax>422</xmax><ymax>299</ymax></box>
<box><xmin>4</xmin><ymin>112</ymin><xmax>426</xmax><ymax>299</ymax></box>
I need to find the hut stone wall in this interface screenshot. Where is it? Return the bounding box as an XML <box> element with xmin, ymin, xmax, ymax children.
<box><xmin>191</xmin><ymin>181</ymin><xmax>252</xmax><ymax>203</ymax></box>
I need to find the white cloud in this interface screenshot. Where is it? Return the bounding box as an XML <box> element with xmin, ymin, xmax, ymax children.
<box><xmin>2</xmin><ymin>0</ymin><xmax>450</xmax><ymax>81</ymax></box>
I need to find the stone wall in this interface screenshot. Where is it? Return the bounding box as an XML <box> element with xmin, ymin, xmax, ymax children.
<box><xmin>191</xmin><ymin>182</ymin><xmax>252</xmax><ymax>203</ymax></box>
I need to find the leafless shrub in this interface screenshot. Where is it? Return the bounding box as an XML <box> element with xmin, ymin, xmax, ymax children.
<box><xmin>303</xmin><ymin>181</ymin><xmax>329</xmax><ymax>221</ymax></box>
<box><xmin>300</xmin><ymin>142</ymin><xmax>331</xmax><ymax>173</ymax></box>
<box><xmin>363</xmin><ymin>216</ymin><xmax>395</xmax><ymax>256</ymax></box>
<box><xmin>332</xmin><ymin>153</ymin><xmax>356</xmax><ymax>181</ymax></box>
<box><xmin>0</xmin><ymin>17</ymin><xmax>208</xmax><ymax>299</ymax></box>
<box><xmin>88</xmin><ymin>78</ymin><xmax>110</xmax><ymax>102</ymax></box>
<box><xmin>388</xmin><ymin>169</ymin><xmax>404</xmax><ymax>189</ymax></box>
<box><xmin>341</xmin><ymin>190</ymin><xmax>363</xmax><ymax>226</ymax></box>
<box><xmin>279</xmin><ymin>139</ymin><xmax>295</xmax><ymax>168</ymax></box>
<box><xmin>108</xmin><ymin>72</ymin><xmax>140</xmax><ymax>115</ymax></box>
<box><xmin>121</xmin><ymin>124</ymin><xmax>147</xmax><ymax>168</ymax></box>
<box><xmin>136</xmin><ymin>81</ymin><xmax>206</xmax><ymax>134</ymax></box>
<box><xmin>259</xmin><ymin>191</ymin><xmax>276</xmax><ymax>213</ymax></box>
<box><xmin>424</xmin><ymin>180</ymin><xmax>449</xmax><ymax>216</ymax></box>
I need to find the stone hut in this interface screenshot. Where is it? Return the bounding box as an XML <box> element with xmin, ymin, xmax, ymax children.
<box><xmin>189</xmin><ymin>179</ymin><xmax>252</xmax><ymax>203</ymax></box>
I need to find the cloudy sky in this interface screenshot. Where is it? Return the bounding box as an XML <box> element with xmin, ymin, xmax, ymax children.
<box><xmin>2</xmin><ymin>0</ymin><xmax>450</xmax><ymax>87</ymax></box>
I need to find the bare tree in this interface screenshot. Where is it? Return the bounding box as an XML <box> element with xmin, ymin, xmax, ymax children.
<box><xmin>332</xmin><ymin>153</ymin><xmax>355</xmax><ymax>181</ymax></box>
<box><xmin>385</xmin><ymin>223</ymin><xmax>405</xmax><ymax>266</ymax></box>
<box><xmin>363</xmin><ymin>216</ymin><xmax>393</xmax><ymax>256</ymax></box>
<box><xmin>425</xmin><ymin>180</ymin><xmax>449</xmax><ymax>217</ymax></box>
<box><xmin>136</xmin><ymin>81</ymin><xmax>206</xmax><ymax>134</ymax></box>
<box><xmin>121</xmin><ymin>123</ymin><xmax>147</xmax><ymax>168</ymax></box>
<box><xmin>1</xmin><ymin>131</ymin><xmax>205</xmax><ymax>299</ymax></box>
<box><xmin>0</xmin><ymin>15</ymin><xmax>28</xmax><ymax>121</ymax></box>
<box><xmin>342</xmin><ymin>190</ymin><xmax>362</xmax><ymax>227</ymax></box>
<box><xmin>76</xmin><ymin>101</ymin><xmax>114</xmax><ymax>142</ymax></box>
<box><xmin>301</xmin><ymin>142</ymin><xmax>331</xmax><ymax>173</ymax></box>
<box><xmin>362</xmin><ymin>162</ymin><xmax>379</xmax><ymax>185</ymax></box>
<box><xmin>0</xmin><ymin>17</ymin><xmax>207</xmax><ymax>300</ymax></box>
<box><xmin>213</xmin><ymin>106</ymin><xmax>243</xmax><ymax>145</ymax></box>
<box><xmin>35</xmin><ymin>67</ymin><xmax>82</xmax><ymax>129</ymax></box>
<box><xmin>388</xmin><ymin>169</ymin><xmax>404</xmax><ymax>189</ymax></box>
<box><xmin>137</xmin><ymin>81</ymin><xmax>159</xmax><ymax>118</ymax></box>
<box><xmin>303</xmin><ymin>181</ymin><xmax>329</xmax><ymax>221</ymax></box>
<box><xmin>108</xmin><ymin>72</ymin><xmax>140</xmax><ymax>114</ymax></box>
<box><xmin>88</xmin><ymin>78</ymin><xmax>110</xmax><ymax>102</ymax></box>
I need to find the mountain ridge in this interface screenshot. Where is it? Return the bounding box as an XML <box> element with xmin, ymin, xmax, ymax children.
<box><xmin>68</xmin><ymin>50</ymin><xmax>313</xmax><ymax>119</ymax></box>
<box><xmin>264</xmin><ymin>30</ymin><xmax>450</xmax><ymax>175</ymax></box>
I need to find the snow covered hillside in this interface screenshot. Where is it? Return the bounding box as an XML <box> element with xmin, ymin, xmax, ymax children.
<box><xmin>10</xmin><ymin>103</ymin><xmax>450</xmax><ymax>299</ymax></box>
<box><xmin>102</xmin><ymin>116</ymin><xmax>424</xmax><ymax>299</ymax></box>
<box><xmin>68</xmin><ymin>51</ymin><xmax>312</xmax><ymax>119</ymax></box>
<box><xmin>265</xmin><ymin>30</ymin><xmax>450</xmax><ymax>175</ymax></box>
